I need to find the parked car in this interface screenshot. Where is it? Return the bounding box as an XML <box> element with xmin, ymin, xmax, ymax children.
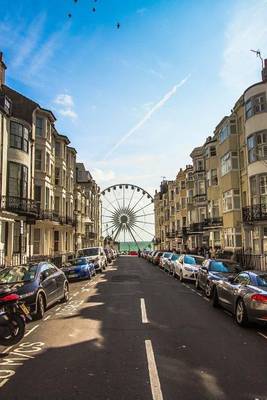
<box><xmin>152</xmin><ymin>252</ymin><xmax>163</xmax><ymax>265</ymax></box>
<box><xmin>78</xmin><ymin>247</ymin><xmax>107</xmax><ymax>272</ymax></box>
<box><xmin>165</xmin><ymin>253</ymin><xmax>179</xmax><ymax>274</ymax></box>
<box><xmin>196</xmin><ymin>259</ymin><xmax>241</xmax><ymax>298</ymax></box>
<box><xmin>174</xmin><ymin>254</ymin><xmax>205</xmax><ymax>281</ymax></box>
<box><xmin>213</xmin><ymin>270</ymin><xmax>267</xmax><ymax>326</ymax></box>
<box><xmin>62</xmin><ymin>257</ymin><xmax>96</xmax><ymax>281</ymax></box>
<box><xmin>147</xmin><ymin>251</ymin><xmax>156</xmax><ymax>263</ymax></box>
<box><xmin>0</xmin><ymin>262</ymin><xmax>69</xmax><ymax>319</ymax></box>
<box><xmin>129</xmin><ymin>250</ymin><xmax>138</xmax><ymax>256</ymax></box>
<box><xmin>159</xmin><ymin>252</ymin><xmax>173</xmax><ymax>269</ymax></box>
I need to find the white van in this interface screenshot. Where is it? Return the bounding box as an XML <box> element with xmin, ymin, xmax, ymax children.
<box><xmin>77</xmin><ymin>247</ymin><xmax>107</xmax><ymax>272</ymax></box>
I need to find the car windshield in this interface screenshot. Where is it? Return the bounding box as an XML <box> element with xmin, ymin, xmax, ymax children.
<box><xmin>210</xmin><ymin>261</ymin><xmax>232</xmax><ymax>273</ymax></box>
<box><xmin>256</xmin><ymin>274</ymin><xmax>267</xmax><ymax>287</ymax></box>
<box><xmin>184</xmin><ymin>255</ymin><xmax>204</xmax><ymax>265</ymax></box>
<box><xmin>0</xmin><ymin>265</ymin><xmax>38</xmax><ymax>283</ymax></box>
<box><xmin>82</xmin><ymin>248</ymin><xmax>99</xmax><ymax>256</ymax></box>
<box><xmin>172</xmin><ymin>254</ymin><xmax>178</xmax><ymax>261</ymax></box>
<box><xmin>73</xmin><ymin>258</ymin><xmax>87</xmax><ymax>266</ymax></box>
<box><xmin>164</xmin><ymin>253</ymin><xmax>172</xmax><ymax>259</ymax></box>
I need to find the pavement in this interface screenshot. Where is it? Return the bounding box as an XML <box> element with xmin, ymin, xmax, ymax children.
<box><xmin>0</xmin><ymin>256</ymin><xmax>267</xmax><ymax>400</ymax></box>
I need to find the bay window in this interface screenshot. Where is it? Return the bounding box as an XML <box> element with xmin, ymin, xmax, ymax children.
<box><xmin>245</xmin><ymin>93</ymin><xmax>267</xmax><ymax>119</ymax></box>
<box><xmin>247</xmin><ymin>130</ymin><xmax>267</xmax><ymax>163</ymax></box>
<box><xmin>10</xmin><ymin>121</ymin><xmax>29</xmax><ymax>153</ymax></box>
<box><xmin>221</xmin><ymin>152</ymin><xmax>238</xmax><ymax>176</ymax></box>
<box><xmin>251</xmin><ymin>174</ymin><xmax>267</xmax><ymax>205</ymax></box>
<box><xmin>8</xmin><ymin>162</ymin><xmax>28</xmax><ymax>198</ymax></box>
<box><xmin>223</xmin><ymin>189</ymin><xmax>240</xmax><ymax>212</ymax></box>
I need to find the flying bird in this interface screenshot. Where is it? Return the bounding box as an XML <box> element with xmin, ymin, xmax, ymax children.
<box><xmin>92</xmin><ymin>7</ymin><xmax>96</xmax><ymax>12</ymax></box>
<box><xmin>68</xmin><ymin>13</ymin><xmax>72</xmax><ymax>18</ymax></box>
<box><xmin>116</xmin><ymin>22</ymin><xmax>120</xmax><ymax>29</ymax></box>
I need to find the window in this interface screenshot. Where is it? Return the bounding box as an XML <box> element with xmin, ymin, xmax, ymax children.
<box><xmin>211</xmin><ymin>169</ymin><xmax>218</xmax><ymax>186</ymax></box>
<box><xmin>35</xmin><ymin>149</ymin><xmax>42</xmax><ymax>170</ymax></box>
<box><xmin>55</xmin><ymin>167</ymin><xmax>60</xmax><ymax>185</ymax></box>
<box><xmin>34</xmin><ymin>185</ymin><xmax>41</xmax><ymax>209</ymax></box>
<box><xmin>247</xmin><ymin>131</ymin><xmax>267</xmax><ymax>163</ymax></box>
<box><xmin>223</xmin><ymin>189</ymin><xmax>240</xmax><ymax>212</ymax></box>
<box><xmin>36</xmin><ymin>117</ymin><xmax>44</xmax><ymax>137</ymax></box>
<box><xmin>245</xmin><ymin>93</ymin><xmax>267</xmax><ymax>119</ymax></box>
<box><xmin>54</xmin><ymin>231</ymin><xmax>59</xmax><ymax>252</ymax></box>
<box><xmin>181</xmin><ymin>197</ymin><xmax>186</xmax><ymax>208</ymax></box>
<box><xmin>198</xmin><ymin>181</ymin><xmax>205</xmax><ymax>195</ymax></box>
<box><xmin>55</xmin><ymin>142</ymin><xmax>60</xmax><ymax>156</ymax></box>
<box><xmin>223</xmin><ymin>228</ymin><xmax>242</xmax><ymax>248</ymax></box>
<box><xmin>250</xmin><ymin>174</ymin><xmax>267</xmax><ymax>205</ymax></box>
<box><xmin>10</xmin><ymin>121</ymin><xmax>29</xmax><ymax>153</ymax></box>
<box><xmin>45</xmin><ymin>187</ymin><xmax>49</xmax><ymax>209</ymax></box>
<box><xmin>196</xmin><ymin>159</ymin><xmax>204</xmax><ymax>171</ymax></box>
<box><xmin>55</xmin><ymin>196</ymin><xmax>60</xmax><ymax>213</ymax></box>
<box><xmin>45</xmin><ymin>152</ymin><xmax>50</xmax><ymax>175</ymax></box>
<box><xmin>221</xmin><ymin>152</ymin><xmax>238</xmax><ymax>176</ymax></box>
<box><xmin>8</xmin><ymin>162</ymin><xmax>28</xmax><ymax>198</ymax></box>
<box><xmin>219</xmin><ymin>125</ymin><xmax>230</xmax><ymax>143</ymax></box>
<box><xmin>33</xmin><ymin>229</ymin><xmax>41</xmax><ymax>255</ymax></box>
<box><xmin>210</xmin><ymin>146</ymin><xmax>216</xmax><ymax>156</ymax></box>
<box><xmin>181</xmin><ymin>181</ymin><xmax>186</xmax><ymax>189</ymax></box>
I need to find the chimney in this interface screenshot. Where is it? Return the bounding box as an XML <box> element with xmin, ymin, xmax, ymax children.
<box><xmin>0</xmin><ymin>52</ymin><xmax>6</xmax><ymax>86</ymax></box>
<box><xmin>262</xmin><ymin>59</ymin><xmax>267</xmax><ymax>82</ymax></box>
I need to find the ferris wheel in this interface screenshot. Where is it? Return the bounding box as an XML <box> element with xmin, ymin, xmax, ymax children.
<box><xmin>101</xmin><ymin>184</ymin><xmax>155</xmax><ymax>247</ymax></box>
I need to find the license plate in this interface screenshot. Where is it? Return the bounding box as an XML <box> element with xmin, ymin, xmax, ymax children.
<box><xmin>69</xmin><ymin>273</ymin><xmax>78</xmax><ymax>277</ymax></box>
<box><xmin>20</xmin><ymin>303</ymin><xmax>30</xmax><ymax>315</ymax></box>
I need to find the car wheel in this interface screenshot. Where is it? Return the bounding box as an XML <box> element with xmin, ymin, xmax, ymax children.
<box><xmin>205</xmin><ymin>282</ymin><xmax>213</xmax><ymax>298</ymax></box>
<box><xmin>212</xmin><ymin>288</ymin><xmax>220</xmax><ymax>308</ymax></box>
<box><xmin>235</xmin><ymin>299</ymin><xmax>249</xmax><ymax>326</ymax></box>
<box><xmin>179</xmin><ymin>271</ymin><xmax>184</xmax><ymax>282</ymax></box>
<box><xmin>36</xmin><ymin>293</ymin><xmax>46</xmax><ymax>319</ymax></box>
<box><xmin>195</xmin><ymin>278</ymin><xmax>200</xmax><ymax>290</ymax></box>
<box><xmin>61</xmin><ymin>282</ymin><xmax>69</xmax><ymax>303</ymax></box>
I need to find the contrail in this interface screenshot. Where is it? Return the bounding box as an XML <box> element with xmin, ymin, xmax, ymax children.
<box><xmin>103</xmin><ymin>74</ymin><xmax>190</xmax><ymax>160</ymax></box>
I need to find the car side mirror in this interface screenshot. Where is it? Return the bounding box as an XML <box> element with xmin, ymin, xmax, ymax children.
<box><xmin>40</xmin><ymin>271</ymin><xmax>49</xmax><ymax>281</ymax></box>
<box><xmin>202</xmin><ymin>266</ymin><xmax>208</xmax><ymax>272</ymax></box>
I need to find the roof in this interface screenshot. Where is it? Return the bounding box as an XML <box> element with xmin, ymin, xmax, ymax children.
<box><xmin>2</xmin><ymin>84</ymin><xmax>39</xmax><ymax>125</ymax></box>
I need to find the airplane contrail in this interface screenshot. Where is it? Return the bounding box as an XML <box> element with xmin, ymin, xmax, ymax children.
<box><xmin>103</xmin><ymin>74</ymin><xmax>190</xmax><ymax>160</ymax></box>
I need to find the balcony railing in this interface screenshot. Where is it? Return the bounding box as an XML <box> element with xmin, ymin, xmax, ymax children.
<box><xmin>85</xmin><ymin>232</ymin><xmax>97</xmax><ymax>239</ymax></box>
<box><xmin>203</xmin><ymin>217</ymin><xmax>223</xmax><ymax>227</ymax></box>
<box><xmin>37</xmin><ymin>209</ymin><xmax>76</xmax><ymax>226</ymax></box>
<box><xmin>188</xmin><ymin>223</ymin><xmax>204</xmax><ymax>233</ymax></box>
<box><xmin>0</xmin><ymin>196</ymin><xmax>38</xmax><ymax>217</ymax></box>
<box><xmin>243</xmin><ymin>204</ymin><xmax>267</xmax><ymax>222</ymax></box>
<box><xmin>193</xmin><ymin>194</ymin><xmax>207</xmax><ymax>203</ymax></box>
<box><xmin>166</xmin><ymin>231</ymin><xmax>176</xmax><ymax>239</ymax></box>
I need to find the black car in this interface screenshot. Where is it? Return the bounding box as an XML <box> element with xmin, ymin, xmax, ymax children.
<box><xmin>196</xmin><ymin>259</ymin><xmax>242</xmax><ymax>298</ymax></box>
<box><xmin>0</xmin><ymin>262</ymin><xmax>69</xmax><ymax>319</ymax></box>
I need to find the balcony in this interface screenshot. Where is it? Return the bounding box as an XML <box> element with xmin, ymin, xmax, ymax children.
<box><xmin>37</xmin><ymin>210</ymin><xmax>75</xmax><ymax>226</ymax></box>
<box><xmin>85</xmin><ymin>232</ymin><xmax>97</xmax><ymax>239</ymax></box>
<box><xmin>176</xmin><ymin>227</ymin><xmax>188</xmax><ymax>237</ymax></box>
<box><xmin>203</xmin><ymin>217</ymin><xmax>223</xmax><ymax>227</ymax></box>
<box><xmin>242</xmin><ymin>204</ymin><xmax>267</xmax><ymax>223</ymax></box>
<box><xmin>166</xmin><ymin>231</ymin><xmax>176</xmax><ymax>239</ymax></box>
<box><xmin>193</xmin><ymin>194</ymin><xmax>207</xmax><ymax>204</ymax></box>
<box><xmin>1</xmin><ymin>196</ymin><xmax>38</xmax><ymax>218</ymax></box>
<box><xmin>188</xmin><ymin>223</ymin><xmax>204</xmax><ymax>234</ymax></box>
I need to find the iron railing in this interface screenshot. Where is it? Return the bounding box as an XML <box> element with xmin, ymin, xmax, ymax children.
<box><xmin>0</xmin><ymin>196</ymin><xmax>38</xmax><ymax>217</ymax></box>
<box><xmin>242</xmin><ymin>204</ymin><xmax>267</xmax><ymax>222</ymax></box>
<box><xmin>37</xmin><ymin>209</ymin><xmax>76</xmax><ymax>226</ymax></box>
<box><xmin>203</xmin><ymin>217</ymin><xmax>223</xmax><ymax>227</ymax></box>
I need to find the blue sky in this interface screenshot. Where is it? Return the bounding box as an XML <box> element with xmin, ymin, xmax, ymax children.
<box><xmin>0</xmin><ymin>0</ymin><xmax>267</xmax><ymax>196</ymax></box>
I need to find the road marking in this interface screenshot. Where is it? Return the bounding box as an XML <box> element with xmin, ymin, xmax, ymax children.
<box><xmin>0</xmin><ymin>379</ymin><xmax>9</xmax><ymax>388</ymax></box>
<box><xmin>203</xmin><ymin>297</ymin><xmax>210</xmax><ymax>302</ymax></box>
<box><xmin>196</xmin><ymin>292</ymin><xmax>202</xmax><ymax>297</ymax></box>
<box><xmin>140</xmin><ymin>298</ymin><xmax>149</xmax><ymax>323</ymax></box>
<box><xmin>257</xmin><ymin>331</ymin><xmax>267</xmax><ymax>340</ymax></box>
<box><xmin>1</xmin><ymin>346</ymin><xmax>13</xmax><ymax>354</ymax></box>
<box><xmin>223</xmin><ymin>310</ymin><xmax>232</xmax><ymax>317</ymax></box>
<box><xmin>24</xmin><ymin>325</ymin><xmax>39</xmax><ymax>337</ymax></box>
<box><xmin>43</xmin><ymin>315</ymin><xmax>51</xmax><ymax>321</ymax></box>
<box><xmin>73</xmin><ymin>292</ymin><xmax>79</xmax><ymax>297</ymax></box>
<box><xmin>145</xmin><ymin>340</ymin><xmax>163</xmax><ymax>400</ymax></box>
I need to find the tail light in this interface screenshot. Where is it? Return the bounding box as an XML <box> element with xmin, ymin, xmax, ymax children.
<box><xmin>0</xmin><ymin>293</ymin><xmax>20</xmax><ymax>302</ymax></box>
<box><xmin>251</xmin><ymin>294</ymin><xmax>267</xmax><ymax>303</ymax></box>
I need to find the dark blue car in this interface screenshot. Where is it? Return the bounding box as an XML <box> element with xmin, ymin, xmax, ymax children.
<box><xmin>62</xmin><ymin>257</ymin><xmax>96</xmax><ymax>281</ymax></box>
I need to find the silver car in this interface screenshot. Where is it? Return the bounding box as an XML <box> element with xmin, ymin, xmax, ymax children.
<box><xmin>213</xmin><ymin>270</ymin><xmax>267</xmax><ymax>326</ymax></box>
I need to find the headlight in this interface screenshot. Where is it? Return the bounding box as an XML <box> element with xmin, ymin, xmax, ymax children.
<box><xmin>184</xmin><ymin>266</ymin><xmax>193</xmax><ymax>272</ymax></box>
<box><xmin>20</xmin><ymin>291</ymin><xmax>35</xmax><ymax>299</ymax></box>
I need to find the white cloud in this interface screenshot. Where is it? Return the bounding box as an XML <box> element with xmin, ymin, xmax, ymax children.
<box><xmin>54</xmin><ymin>94</ymin><xmax>74</xmax><ymax>108</ymax></box>
<box><xmin>220</xmin><ymin>0</ymin><xmax>267</xmax><ymax>91</ymax></box>
<box><xmin>91</xmin><ymin>168</ymin><xmax>116</xmax><ymax>183</ymax></box>
<box><xmin>58</xmin><ymin>109</ymin><xmax>77</xmax><ymax>119</ymax></box>
<box><xmin>54</xmin><ymin>94</ymin><xmax>77</xmax><ymax>120</ymax></box>
<box><xmin>103</xmin><ymin>75</ymin><xmax>190</xmax><ymax>160</ymax></box>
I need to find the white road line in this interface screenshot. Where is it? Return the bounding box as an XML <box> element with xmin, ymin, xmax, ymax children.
<box><xmin>1</xmin><ymin>345</ymin><xmax>13</xmax><ymax>354</ymax></box>
<box><xmin>257</xmin><ymin>331</ymin><xmax>267</xmax><ymax>340</ymax></box>
<box><xmin>44</xmin><ymin>315</ymin><xmax>51</xmax><ymax>321</ymax></box>
<box><xmin>0</xmin><ymin>379</ymin><xmax>9</xmax><ymax>388</ymax></box>
<box><xmin>196</xmin><ymin>292</ymin><xmax>202</xmax><ymax>297</ymax></box>
<box><xmin>73</xmin><ymin>291</ymin><xmax>79</xmax><ymax>297</ymax></box>
<box><xmin>140</xmin><ymin>298</ymin><xmax>149</xmax><ymax>323</ymax></box>
<box><xmin>145</xmin><ymin>340</ymin><xmax>164</xmax><ymax>400</ymax></box>
<box><xmin>203</xmin><ymin>297</ymin><xmax>210</xmax><ymax>302</ymax></box>
<box><xmin>24</xmin><ymin>324</ymin><xmax>39</xmax><ymax>337</ymax></box>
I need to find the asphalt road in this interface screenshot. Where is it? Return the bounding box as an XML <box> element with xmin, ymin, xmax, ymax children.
<box><xmin>1</xmin><ymin>256</ymin><xmax>267</xmax><ymax>400</ymax></box>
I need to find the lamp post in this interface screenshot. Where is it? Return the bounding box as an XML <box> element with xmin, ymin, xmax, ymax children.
<box><xmin>73</xmin><ymin>210</ymin><xmax>78</xmax><ymax>257</ymax></box>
